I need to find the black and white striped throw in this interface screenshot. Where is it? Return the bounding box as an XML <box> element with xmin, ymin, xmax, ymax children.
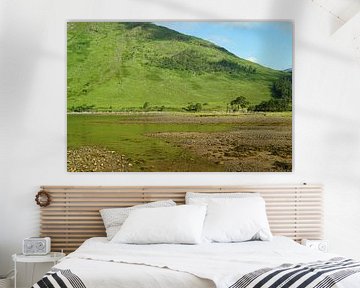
<box><xmin>229</xmin><ymin>257</ymin><xmax>360</xmax><ymax>288</ymax></box>
<box><xmin>32</xmin><ymin>268</ymin><xmax>86</xmax><ymax>288</ymax></box>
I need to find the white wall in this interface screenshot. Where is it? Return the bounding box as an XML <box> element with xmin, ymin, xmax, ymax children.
<box><xmin>1</xmin><ymin>0</ymin><xmax>360</xmax><ymax>285</ymax></box>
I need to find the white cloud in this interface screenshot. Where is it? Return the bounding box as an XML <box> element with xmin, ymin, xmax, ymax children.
<box><xmin>246</xmin><ymin>56</ymin><xmax>258</xmax><ymax>63</ymax></box>
<box><xmin>206</xmin><ymin>35</ymin><xmax>231</xmax><ymax>45</ymax></box>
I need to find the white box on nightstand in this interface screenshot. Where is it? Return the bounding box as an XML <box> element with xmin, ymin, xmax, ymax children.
<box><xmin>301</xmin><ymin>239</ymin><xmax>328</xmax><ymax>252</ymax></box>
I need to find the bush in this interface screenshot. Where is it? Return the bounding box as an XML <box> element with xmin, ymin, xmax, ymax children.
<box><xmin>183</xmin><ymin>102</ymin><xmax>202</xmax><ymax>112</ymax></box>
<box><xmin>253</xmin><ymin>99</ymin><xmax>291</xmax><ymax>112</ymax></box>
<box><xmin>142</xmin><ymin>102</ymin><xmax>150</xmax><ymax>111</ymax></box>
<box><xmin>68</xmin><ymin>104</ymin><xmax>95</xmax><ymax>112</ymax></box>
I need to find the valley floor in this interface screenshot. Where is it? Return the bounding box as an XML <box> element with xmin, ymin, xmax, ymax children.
<box><xmin>67</xmin><ymin>112</ymin><xmax>292</xmax><ymax>172</ymax></box>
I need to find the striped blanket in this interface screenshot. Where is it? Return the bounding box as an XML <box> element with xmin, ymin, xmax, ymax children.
<box><xmin>32</xmin><ymin>258</ymin><xmax>360</xmax><ymax>288</ymax></box>
<box><xmin>32</xmin><ymin>268</ymin><xmax>86</xmax><ymax>288</ymax></box>
<box><xmin>230</xmin><ymin>258</ymin><xmax>360</xmax><ymax>288</ymax></box>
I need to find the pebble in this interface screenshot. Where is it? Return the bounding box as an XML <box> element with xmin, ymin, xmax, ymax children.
<box><xmin>67</xmin><ymin>146</ymin><xmax>131</xmax><ymax>172</ymax></box>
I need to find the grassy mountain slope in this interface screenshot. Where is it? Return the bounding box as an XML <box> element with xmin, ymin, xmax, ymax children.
<box><xmin>67</xmin><ymin>22</ymin><xmax>286</xmax><ymax>112</ymax></box>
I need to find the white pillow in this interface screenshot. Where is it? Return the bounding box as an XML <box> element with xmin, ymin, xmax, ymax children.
<box><xmin>186</xmin><ymin>192</ymin><xmax>259</xmax><ymax>204</ymax></box>
<box><xmin>111</xmin><ymin>205</ymin><xmax>207</xmax><ymax>244</ymax></box>
<box><xmin>202</xmin><ymin>197</ymin><xmax>272</xmax><ymax>243</ymax></box>
<box><xmin>100</xmin><ymin>200</ymin><xmax>176</xmax><ymax>240</ymax></box>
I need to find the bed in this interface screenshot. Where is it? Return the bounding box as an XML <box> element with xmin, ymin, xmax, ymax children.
<box><xmin>33</xmin><ymin>236</ymin><xmax>360</xmax><ymax>288</ymax></box>
<box><xmin>33</xmin><ymin>185</ymin><xmax>360</xmax><ymax>288</ymax></box>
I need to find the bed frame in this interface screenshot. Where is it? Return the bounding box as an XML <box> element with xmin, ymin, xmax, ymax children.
<box><xmin>39</xmin><ymin>184</ymin><xmax>323</xmax><ymax>253</ymax></box>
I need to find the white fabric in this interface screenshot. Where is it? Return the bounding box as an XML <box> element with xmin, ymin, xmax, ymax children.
<box><xmin>57</xmin><ymin>237</ymin><xmax>360</xmax><ymax>288</ymax></box>
<box><xmin>186</xmin><ymin>192</ymin><xmax>259</xmax><ymax>204</ymax></box>
<box><xmin>99</xmin><ymin>200</ymin><xmax>176</xmax><ymax>240</ymax></box>
<box><xmin>56</xmin><ymin>257</ymin><xmax>214</xmax><ymax>288</ymax></box>
<box><xmin>202</xmin><ymin>197</ymin><xmax>272</xmax><ymax>242</ymax></box>
<box><xmin>111</xmin><ymin>205</ymin><xmax>207</xmax><ymax>244</ymax></box>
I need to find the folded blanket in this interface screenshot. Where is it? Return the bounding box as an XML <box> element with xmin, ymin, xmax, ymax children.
<box><xmin>32</xmin><ymin>268</ymin><xmax>86</xmax><ymax>288</ymax></box>
<box><xmin>33</xmin><ymin>258</ymin><xmax>360</xmax><ymax>288</ymax></box>
<box><xmin>229</xmin><ymin>258</ymin><xmax>360</xmax><ymax>288</ymax></box>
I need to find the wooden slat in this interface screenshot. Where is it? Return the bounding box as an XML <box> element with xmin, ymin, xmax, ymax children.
<box><xmin>39</xmin><ymin>184</ymin><xmax>323</xmax><ymax>253</ymax></box>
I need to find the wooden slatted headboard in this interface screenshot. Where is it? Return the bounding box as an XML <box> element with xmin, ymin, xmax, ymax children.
<box><xmin>39</xmin><ymin>184</ymin><xmax>323</xmax><ymax>253</ymax></box>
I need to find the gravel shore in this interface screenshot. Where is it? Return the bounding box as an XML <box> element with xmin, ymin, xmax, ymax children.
<box><xmin>67</xmin><ymin>146</ymin><xmax>132</xmax><ymax>172</ymax></box>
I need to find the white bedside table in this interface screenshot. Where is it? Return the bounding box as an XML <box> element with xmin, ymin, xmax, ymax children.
<box><xmin>12</xmin><ymin>252</ymin><xmax>65</xmax><ymax>288</ymax></box>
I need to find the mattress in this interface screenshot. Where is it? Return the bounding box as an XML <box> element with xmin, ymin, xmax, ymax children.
<box><xmin>35</xmin><ymin>236</ymin><xmax>360</xmax><ymax>288</ymax></box>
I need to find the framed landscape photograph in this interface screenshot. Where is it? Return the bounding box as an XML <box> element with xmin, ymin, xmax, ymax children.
<box><xmin>67</xmin><ymin>21</ymin><xmax>293</xmax><ymax>172</ymax></box>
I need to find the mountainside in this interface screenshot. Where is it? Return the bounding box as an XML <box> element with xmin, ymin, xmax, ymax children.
<box><xmin>67</xmin><ymin>22</ymin><xmax>287</xmax><ymax>112</ymax></box>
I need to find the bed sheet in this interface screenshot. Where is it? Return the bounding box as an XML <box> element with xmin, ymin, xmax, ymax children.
<box><xmin>51</xmin><ymin>236</ymin><xmax>360</xmax><ymax>288</ymax></box>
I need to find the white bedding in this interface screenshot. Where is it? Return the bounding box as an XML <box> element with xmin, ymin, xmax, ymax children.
<box><xmin>53</xmin><ymin>237</ymin><xmax>360</xmax><ymax>288</ymax></box>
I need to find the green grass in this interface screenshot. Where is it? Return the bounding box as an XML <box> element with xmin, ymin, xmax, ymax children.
<box><xmin>68</xmin><ymin>114</ymin><xmax>229</xmax><ymax>171</ymax></box>
<box><xmin>67</xmin><ymin>112</ymin><xmax>292</xmax><ymax>172</ymax></box>
<box><xmin>67</xmin><ymin>22</ymin><xmax>286</xmax><ymax>112</ymax></box>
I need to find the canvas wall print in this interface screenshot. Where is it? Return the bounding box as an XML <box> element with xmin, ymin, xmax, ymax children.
<box><xmin>67</xmin><ymin>21</ymin><xmax>293</xmax><ymax>172</ymax></box>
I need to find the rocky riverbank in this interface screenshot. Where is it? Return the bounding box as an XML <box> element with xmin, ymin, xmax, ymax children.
<box><xmin>150</xmin><ymin>128</ymin><xmax>292</xmax><ymax>172</ymax></box>
<box><xmin>67</xmin><ymin>146</ymin><xmax>132</xmax><ymax>172</ymax></box>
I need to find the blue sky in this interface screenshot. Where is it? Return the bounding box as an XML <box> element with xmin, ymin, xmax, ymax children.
<box><xmin>153</xmin><ymin>21</ymin><xmax>293</xmax><ymax>71</ymax></box>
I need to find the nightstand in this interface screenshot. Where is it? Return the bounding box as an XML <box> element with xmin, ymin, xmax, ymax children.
<box><xmin>301</xmin><ymin>239</ymin><xmax>328</xmax><ymax>252</ymax></box>
<box><xmin>12</xmin><ymin>252</ymin><xmax>65</xmax><ymax>288</ymax></box>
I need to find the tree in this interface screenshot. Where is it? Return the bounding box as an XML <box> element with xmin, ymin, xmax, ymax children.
<box><xmin>252</xmin><ymin>73</ymin><xmax>292</xmax><ymax>112</ymax></box>
<box><xmin>194</xmin><ymin>103</ymin><xmax>202</xmax><ymax>112</ymax></box>
<box><xmin>230</xmin><ymin>96</ymin><xmax>249</xmax><ymax>112</ymax></box>
<box><xmin>253</xmin><ymin>99</ymin><xmax>291</xmax><ymax>112</ymax></box>
<box><xmin>271</xmin><ymin>74</ymin><xmax>292</xmax><ymax>101</ymax></box>
<box><xmin>184</xmin><ymin>102</ymin><xmax>202</xmax><ymax>112</ymax></box>
<box><xmin>142</xmin><ymin>102</ymin><xmax>150</xmax><ymax>111</ymax></box>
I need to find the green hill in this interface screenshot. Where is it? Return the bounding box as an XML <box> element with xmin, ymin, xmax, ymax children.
<box><xmin>67</xmin><ymin>22</ymin><xmax>286</xmax><ymax>112</ymax></box>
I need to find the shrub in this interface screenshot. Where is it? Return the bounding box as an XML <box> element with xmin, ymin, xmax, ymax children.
<box><xmin>183</xmin><ymin>102</ymin><xmax>202</xmax><ymax>112</ymax></box>
<box><xmin>142</xmin><ymin>102</ymin><xmax>150</xmax><ymax>111</ymax></box>
<box><xmin>253</xmin><ymin>99</ymin><xmax>291</xmax><ymax>112</ymax></box>
<box><xmin>68</xmin><ymin>104</ymin><xmax>95</xmax><ymax>112</ymax></box>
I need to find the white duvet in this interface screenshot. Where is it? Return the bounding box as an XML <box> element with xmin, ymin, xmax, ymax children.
<box><xmin>54</xmin><ymin>237</ymin><xmax>360</xmax><ymax>288</ymax></box>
